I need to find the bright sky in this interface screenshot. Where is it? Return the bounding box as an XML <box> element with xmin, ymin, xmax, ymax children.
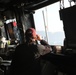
<box><xmin>34</xmin><ymin>2</ymin><xmax>63</xmax><ymax>33</ymax></box>
<box><xmin>33</xmin><ymin>0</ymin><xmax>75</xmax><ymax>45</ymax></box>
<box><xmin>33</xmin><ymin>0</ymin><xmax>75</xmax><ymax>33</ymax></box>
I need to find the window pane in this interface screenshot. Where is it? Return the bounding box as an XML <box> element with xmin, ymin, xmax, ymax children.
<box><xmin>33</xmin><ymin>2</ymin><xmax>65</xmax><ymax>46</ymax></box>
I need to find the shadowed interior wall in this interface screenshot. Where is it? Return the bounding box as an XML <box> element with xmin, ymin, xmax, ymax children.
<box><xmin>59</xmin><ymin>5</ymin><xmax>76</xmax><ymax>48</ymax></box>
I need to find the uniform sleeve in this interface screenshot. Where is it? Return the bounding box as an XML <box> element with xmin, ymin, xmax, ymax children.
<box><xmin>40</xmin><ymin>39</ymin><xmax>52</xmax><ymax>49</ymax></box>
<box><xmin>40</xmin><ymin>40</ymin><xmax>49</xmax><ymax>45</ymax></box>
<box><xmin>37</xmin><ymin>44</ymin><xmax>52</xmax><ymax>55</ymax></box>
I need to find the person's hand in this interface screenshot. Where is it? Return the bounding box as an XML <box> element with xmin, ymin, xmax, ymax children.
<box><xmin>36</xmin><ymin>34</ymin><xmax>42</xmax><ymax>41</ymax></box>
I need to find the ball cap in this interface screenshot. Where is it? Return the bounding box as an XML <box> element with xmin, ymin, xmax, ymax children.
<box><xmin>25</xmin><ymin>28</ymin><xmax>37</xmax><ymax>38</ymax></box>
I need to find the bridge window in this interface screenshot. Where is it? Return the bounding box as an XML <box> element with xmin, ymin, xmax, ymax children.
<box><xmin>33</xmin><ymin>2</ymin><xmax>65</xmax><ymax>46</ymax></box>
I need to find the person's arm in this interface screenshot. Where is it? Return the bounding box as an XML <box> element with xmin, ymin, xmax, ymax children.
<box><xmin>36</xmin><ymin>34</ymin><xmax>50</xmax><ymax>46</ymax></box>
<box><xmin>40</xmin><ymin>40</ymin><xmax>49</xmax><ymax>45</ymax></box>
<box><xmin>36</xmin><ymin>34</ymin><xmax>52</xmax><ymax>55</ymax></box>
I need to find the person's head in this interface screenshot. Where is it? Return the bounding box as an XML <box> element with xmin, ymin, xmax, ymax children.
<box><xmin>25</xmin><ymin>28</ymin><xmax>37</xmax><ymax>42</ymax></box>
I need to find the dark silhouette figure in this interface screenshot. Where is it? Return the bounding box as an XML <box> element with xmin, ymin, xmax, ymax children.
<box><xmin>9</xmin><ymin>28</ymin><xmax>52</xmax><ymax>75</ymax></box>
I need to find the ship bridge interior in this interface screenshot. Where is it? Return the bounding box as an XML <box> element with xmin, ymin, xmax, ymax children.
<box><xmin>0</xmin><ymin>0</ymin><xmax>76</xmax><ymax>75</ymax></box>
<box><xmin>0</xmin><ymin>0</ymin><xmax>76</xmax><ymax>63</ymax></box>
<box><xmin>0</xmin><ymin>0</ymin><xmax>61</xmax><ymax>42</ymax></box>
<box><xmin>0</xmin><ymin>0</ymin><xmax>75</xmax><ymax>47</ymax></box>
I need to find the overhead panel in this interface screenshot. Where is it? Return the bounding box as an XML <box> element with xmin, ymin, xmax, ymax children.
<box><xmin>0</xmin><ymin>0</ymin><xmax>60</xmax><ymax>11</ymax></box>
